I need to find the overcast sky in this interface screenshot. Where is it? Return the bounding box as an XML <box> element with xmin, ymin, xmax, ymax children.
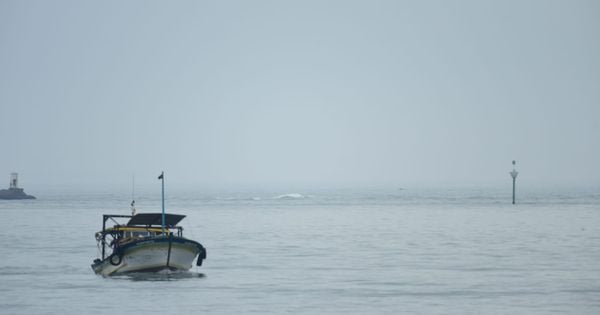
<box><xmin>1</xmin><ymin>0</ymin><xmax>598</xmax><ymax>190</ymax></box>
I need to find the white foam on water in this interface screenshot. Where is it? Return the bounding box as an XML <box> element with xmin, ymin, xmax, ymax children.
<box><xmin>273</xmin><ymin>193</ymin><xmax>305</xmax><ymax>200</ymax></box>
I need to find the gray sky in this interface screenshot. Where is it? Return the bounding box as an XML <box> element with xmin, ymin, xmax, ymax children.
<box><xmin>1</xmin><ymin>0</ymin><xmax>599</xmax><ymax>190</ymax></box>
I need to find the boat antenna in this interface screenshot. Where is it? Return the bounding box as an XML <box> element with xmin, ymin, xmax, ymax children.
<box><xmin>130</xmin><ymin>174</ymin><xmax>136</xmax><ymax>216</ymax></box>
<box><xmin>158</xmin><ymin>171</ymin><xmax>165</xmax><ymax>233</ymax></box>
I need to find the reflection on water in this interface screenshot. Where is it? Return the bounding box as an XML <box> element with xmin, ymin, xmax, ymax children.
<box><xmin>111</xmin><ymin>270</ymin><xmax>206</xmax><ymax>282</ymax></box>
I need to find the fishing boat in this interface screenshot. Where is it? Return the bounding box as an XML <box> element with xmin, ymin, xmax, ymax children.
<box><xmin>91</xmin><ymin>172</ymin><xmax>206</xmax><ymax>276</ymax></box>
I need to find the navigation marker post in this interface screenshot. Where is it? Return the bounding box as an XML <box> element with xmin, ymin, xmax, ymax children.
<box><xmin>510</xmin><ymin>161</ymin><xmax>518</xmax><ymax>204</ymax></box>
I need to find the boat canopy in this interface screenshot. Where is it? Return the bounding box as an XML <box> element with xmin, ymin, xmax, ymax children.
<box><xmin>127</xmin><ymin>213</ymin><xmax>186</xmax><ymax>227</ymax></box>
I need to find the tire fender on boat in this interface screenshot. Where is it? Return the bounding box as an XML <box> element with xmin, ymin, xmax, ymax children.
<box><xmin>196</xmin><ymin>246</ymin><xmax>206</xmax><ymax>266</ymax></box>
<box><xmin>109</xmin><ymin>252</ymin><xmax>123</xmax><ymax>266</ymax></box>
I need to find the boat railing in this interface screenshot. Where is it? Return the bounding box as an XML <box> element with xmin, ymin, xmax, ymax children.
<box><xmin>96</xmin><ymin>224</ymin><xmax>184</xmax><ymax>260</ymax></box>
<box><xmin>98</xmin><ymin>214</ymin><xmax>186</xmax><ymax>260</ymax></box>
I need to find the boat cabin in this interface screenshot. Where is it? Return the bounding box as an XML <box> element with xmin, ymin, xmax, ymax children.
<box><xmin>96</xmin><ymin>213</ymin><xmax>187</xmax><ymax>261</ymax></box>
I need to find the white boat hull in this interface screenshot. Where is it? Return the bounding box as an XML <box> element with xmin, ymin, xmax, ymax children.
<box><xmin>92</xmin><ymin>237</ymin><xmax>205</xmax><ymax>276</ymax></box>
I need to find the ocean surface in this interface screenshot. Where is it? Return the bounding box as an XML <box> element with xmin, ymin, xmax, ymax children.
<box><xmin>1</xmin><ymin>186</ymin><xmax>599</xmax><ymax>314</ymax></box>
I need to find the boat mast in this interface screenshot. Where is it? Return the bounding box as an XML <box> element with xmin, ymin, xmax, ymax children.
<box><xmin>131</xmin><ymin>174</ymin><xmax>136</xmax><ymax>216</ymax></box>
<box><xmin>158</xmin><ymin>171</ymin><xmax>165</xmax><ymax>233</ymax></box>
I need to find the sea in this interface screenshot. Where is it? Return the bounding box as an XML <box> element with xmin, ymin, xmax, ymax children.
<box><xmin>0</xmin><ymin>185</ymin><xmax>599</xmax><ymax>314</ymax></box>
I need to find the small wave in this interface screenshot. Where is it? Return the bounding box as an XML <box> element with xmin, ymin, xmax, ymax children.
<box><xmin>217</xmin><ymin>196</ymin><xmax>261</xmax><ymax>201</ymax></box>
<box><xmin>273</xmin><ymin>193</ymin><xmax>305</xmax><ymax>200</ymax></box>
<box><xmin>0</xmin><ymin>266</ymin><xmax>32</xmax><ymax>276</ymax></box>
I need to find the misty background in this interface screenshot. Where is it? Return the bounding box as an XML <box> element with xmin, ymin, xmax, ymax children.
<box><xmin>1</xmin><ymin>0</ymin><xmax>599</xmax><ymax>192</ymax></box>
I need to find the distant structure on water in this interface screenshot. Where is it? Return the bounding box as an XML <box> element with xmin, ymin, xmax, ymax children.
<box><xmin>510</xmin><ymin>161</ymin><xmax>518</xmax><ymax>204</ymax></box>
<box><xmin>0</xmin><ymin>173</ymin><xmax>36</xmax><ymax>200</ymax></box>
